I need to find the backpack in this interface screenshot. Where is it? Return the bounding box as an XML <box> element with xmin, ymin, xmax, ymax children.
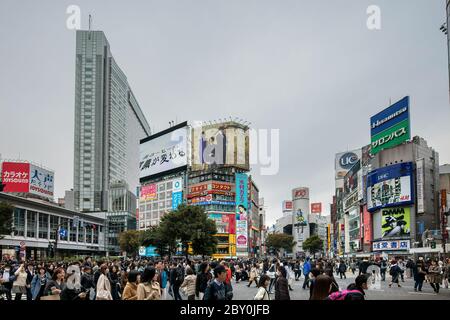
<box><xmin>328</xmin><ymin>289</ymin><xmax>362</xmax><ymax>301</ymax></box>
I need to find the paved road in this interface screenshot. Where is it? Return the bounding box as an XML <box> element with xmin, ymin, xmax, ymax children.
<box><xmin>230</xmin><ymin>272</ymin><xmax>450</xmax><ymax>300</ymax></box>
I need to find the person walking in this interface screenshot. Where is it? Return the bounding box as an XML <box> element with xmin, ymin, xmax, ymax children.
<box><xmin>44</xmin><ymin>267</ymin><xmax>66</xmax><ymax>298</ymax></box>
<box><xmin>247</xmin><ymin>263</ymin><xmax>258</xmax><ymax>288</ymax></box>
<box><xmin>267</xmin><ymin>259</ymin><xmax>277</xmax><ymax>294</ymax></box>
<box><xmin>180</xmin><ymin>267</ymin><xmax>197</xmax><ymax>300</ymax></box>
<box><xmin>338</xmin><ymin>260</ymin><xmax>347</xmax><ymax>280</ymax></box>
<box><xmin>80</xmin><ymin>266</ymin><xmax>95</xmax><ymax>300</ymax></box>
<box><xmin>96</xmin><ymin>264</ymin><xmax>113</xmax><ymax>300</ymax></box>
<box><xmin>12</xmin><ymin>263</ymin><xmax>28</xmax><ymax>300</ymax></box>
<box><xmin>254</xmin><ymin>275</ymin><xmax>270</xmax><ymax>300</ymax></box>
<box><xmin>195</xmin><ymin>262</ymin><xmax>211</xmax><ymax>300</ymax></box>
<box><xmin>203</xmin><ymin>265</ymin><xmax>227</xmax><ymax>301</ymax></box>
<box><xmin>428</xmin><ymin>260</ymin><xmax>442</xmax><ymax>294</ymax></box>
<box><xmin>274</xmin><ymin>266</ymin><xmax>290</xmax><ymax>300</ymax></box>
<box><xmin>388</xmin><ymin>260</ymin><xmax>402</xmax><ymax>288</ymax></box>
<box><xmin>380</xmin><ymin>259</ymin><xmax>387</xmax><ymax>281</ymax></box>
<box><xmin>302</xmin><ymin>258</ymin><xmax>311</xmax><ymax>290</ymax></box>
<box><xmin>121</xmin><ymin>270</ymin><xmax>139</xmax><ymax>300</ymax></box>
<box><xmin>444</xmin><ymin>258</ymin><xmax>450</xmax><ymax>289</ymax></box>
<box><xmin>413</xmin><ymin>258</ymin><xmax>426</xmax><ymax>292</ymax></box>
<box><xmin>137</xmin><ymin>266</ymin><xmax>161</xmax><ymax>300</ymax></box>
<box><xmin>294</xmin><ymin>261</ymin><xmax>302</xmax><ymax>281</ymax></box>
<box><xmin>108</xmin><ymin>265</ymin><xmax>120</xmax><ymax>300</ymax></box>
<box><xmin>350</xmin><ymin>260</ymin><xmax>356</xmax><ymax>275</ymax></box>
<box><xmin>324</xmin><ymin>268</ymin><xmax>340</xmax><ymax>294</ymax></box>
<box><xmin>30</xmin><ymin>266</ymin><xmax>49</xmax><ymax>300</ymax></box>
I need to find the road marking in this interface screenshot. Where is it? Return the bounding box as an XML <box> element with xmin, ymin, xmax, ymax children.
<box><xmin>407</xmin><ymin>292</ymin><xmax>436</xmax><ymax>295</ymax></box>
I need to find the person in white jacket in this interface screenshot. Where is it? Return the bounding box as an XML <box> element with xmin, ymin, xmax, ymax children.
<box><xmin>96</xmin><ymin>264</ymin><xmax>112</xmax><ymax>300</ymax></box>
<box><xmin>254</xmin><ymin>275</ymin><xmax>270</xmax><ymax>300</ymax></box>
<box><xmin>284</xmin><ymin>262</ymin><xmax>294</xmax><ymax>291</ymax></box>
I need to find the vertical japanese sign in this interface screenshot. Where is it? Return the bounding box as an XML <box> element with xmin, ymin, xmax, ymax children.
<box><xmin>363</xmin><ymin>205</ymin><xmax>372</xmax><ymax>245</ymax></box>
<box><xmin>416</xmin><ymin>158</ymin><xmax>425</xmax><ymax>214</ymax></box>
<box><xmin>1</xmin><ymin>162</ymin><xmax>30</xmax><ymax>193</ymax></box>
<box><xmin>235</xmin><ymin>173</ymin><xmax>248</xmax><ymax>249</ymax></box>
<box><xmin>172</xmin><ymin>178</ymin><xmax>183</xmax><ymax>210</ymax></box>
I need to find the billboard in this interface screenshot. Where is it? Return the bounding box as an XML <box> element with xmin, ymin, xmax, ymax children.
<box><xmin>372</xmin><ymin>239</ymin><xmax>410</xmax><ymax>251</ymax></box>
<box><xmin>367</xmin><ymin>162</ymin><xmax>414</xmax><ymax>212</ymax></box>
<box><xmin>236</xmin><ymin>220</ymin><xmax>248</xmax><ymax>248</ymax></box>
<box><xmin>335</xmin><ymin>149</ymin><xmax>362</xmax><ymax>179</ymax></box>
<box><xmin>172</xmin><ymin>192</ymin><xmax>183</xmax><ymax>210</ymax></box>
<box><xmin>292</xmin><ymin>187</ymin><xmax>309</xmax><ymax>200</ymax></box>
<box><xmin>208</xmin><ymin>213</ymin><xmax>236</xmax><ymax>234</ymax></box>
<box><xmin>139</xmin><ymin>246</ymin><xmax>160</xmax><ymax>257</ymax></box>
<box><xmin>191</xmin><ymin>122</ymin><xmax>249</xmax><ymax>172</ymax></box>
<box><xmin>381</xmin><ymin>207</ymin><xmax>411</xmax><ymax>238</ymax></box>
<box><xmin>370</xmin><ymin>96</ymin><xmax>411</xmax><ymax>155</ymax></box>
<box><xmin>416</xmin><ymin>158</ymin><xmax>425</xmax><ymax>214</ymax></box>
<box><xmin>362</xmin><ymin>205</ymin><xmax>372</xmax><ymax>245</ymax></box>
<box><xmin>140</xmin><ymin>123</ymin><xmax>188</xmax><ymax>180</ymax></box>
<box><xmin>311</xmin><ymin>203</ymin><xmax>322</xmax><ymax>214</ymax></box>
<box><xmin>235</xmin><ymin>173</ymin><xmax>249</xmax><ymax>221</ymax></box>
<box><xmin>140</xmin><ymin>184</ymin><xmax>157</xmax><ymax>201</ymax></box>
<box><xmin>344</xmin><ymin>160</ymin><xmax>361</xmax><ymax>196</ymax></box>
<box><xmin>283</xmin><ymin>200</ymin><xmax>293</xmax><ymax>212</ymax></box>
<box><xmin>1</xmin><ymin>162</ymin><xmax>54</xmax><ymax>199</ymax></box>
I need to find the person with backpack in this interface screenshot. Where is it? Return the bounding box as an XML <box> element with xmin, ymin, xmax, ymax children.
<box><xmin>203</xmin><ymin>265</ymin><xmax>227</xmax><ymax>301</ymax></box>
<box><xmin>326</xmin><ymin>274</ymin><xmax>369</xmax><ymax>301</ymax></box>
<box><xmin>413</xmin><ymin>257</ymin><xmax>427</xmax><ymax>292</ymax></box>
<box><xmin>267</xmin><ymin>259</ymin><xmax>278</xmax><ymax>294</ymax></box>
<box><xmin>388</xmin><ymin>260</ymin><xmax>402</xmax><ymax>288</ymax></box>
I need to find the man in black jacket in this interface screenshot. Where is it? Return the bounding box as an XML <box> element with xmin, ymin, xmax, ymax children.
<box><xmin>203</xmin><ymin>265</ymin><xmax>227</xmax><ymax>301</ymax></box>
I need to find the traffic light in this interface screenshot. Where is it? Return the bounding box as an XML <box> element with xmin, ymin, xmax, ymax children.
<box><xmin>431</xmin><ymin>241</ymin><xmax>436</xmax><ymax>249</ymax></box>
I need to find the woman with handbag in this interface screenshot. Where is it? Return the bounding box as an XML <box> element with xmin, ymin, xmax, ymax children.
<box><xmin>137</xmin><ymin>267</ymin><xmax>161</xmax><ymax>300</ymax></box>
<box><xmin>43</xmin><ymin>267</ymin><xmax>66</xmax><ymax>299</ymax></box>
<box><xmin>96</xmin><ymin>264</ymin><xmax>113</xmax><ymax>300</ymax></box>
<box><xmin>12</xmin><ymin>264</ymin><xmax>28</xmax><ymax>300</ymax></box>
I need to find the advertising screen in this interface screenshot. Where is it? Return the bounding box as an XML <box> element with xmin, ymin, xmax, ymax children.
<box><xmin>140</xmin><ymin>124</ymin><xmax>188</xmax><ymax>180</ymax></box>
<box><xmin>367</xmin><ymin>162</ymin><xmax>414</xmax><ymax>212</ymax></box>
<box><xmin>370</xmin><ymin>96</ymin><xmax>410</xmax><ymax>155</ymax></box>
<box><xmin>140</xmin><ymin>184</ymin><xmax>157</xmax><ymax>201</ymax></box>
<box><xmin>381</xmin><ymin>207</ymin><xmax>411</xmax><ymax>238</ymax></box>
<box><xmin>191</xmin><ymin>122</ymin><xmax>249</xmax><ymax>172</ymax></box>
<box><xmin>208</xmin><ymin>213</ymin><xmax>236</xmax><ymax>234</ymax></box>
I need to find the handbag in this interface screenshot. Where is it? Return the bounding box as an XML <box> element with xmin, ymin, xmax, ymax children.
<box><xmin>96</xmin><ymin>276</ymin><xmax>112</xmax><ymax>300</ymax></box>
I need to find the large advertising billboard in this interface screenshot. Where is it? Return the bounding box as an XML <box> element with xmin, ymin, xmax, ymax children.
<box><xmin>362</xmin><ymin>205</ymin><xmax>372</xmax><ymax>245</ymax></box>
<box><xmin>140</xmin><ymin>123</ymin><xmax>188</xmax><ymax>180</ymax></box>
<box><xmin>140</xmin><ymin>184</ymin><xmax>157</xmax><ymax>201</ymax></box>
<box><xmin>1</xmin><ymin>162</ymin><xmax>54</xmax><ymax>199</ymax></box>
<box><xmin>191</xmin><ymin>122</ymin><xmax>249</xmax><ymax>172</ymax></box>
<box><xmin>367</xmin><ymin>162</ymin><xmax>414</xmax><ymax>212</ymax></box>
<box><xmin>416</xmin><ymin>158</ymin><xmax>425</xmax><ymax>214</ymax></box>
<box><xmin>381</xmin><ymin>207</ymin><xmax>411</xmax><ymax>238</ymax></box>
<box><xmin>208</xmin><ymin>213</ymin><xmax>236</xmax><ymax>234</ymax></box>
<box><xmin>370</xmin><ymin>96</ymin><xmax>411</xmax><ymax>155</ymax></box>
<box><xmin>235</xmin><ymin>173</ymin><xmax>248</xmax><ymax>249</ymax></box>
<box><xmin>344</xmin><ymin>160</ymin><xmax>361</xmax><ymax>196</ymax></box>
<box><xmin>335</xmin><ymin>149</ymin><xmax>362</xmax><ymax>179</ymax></box>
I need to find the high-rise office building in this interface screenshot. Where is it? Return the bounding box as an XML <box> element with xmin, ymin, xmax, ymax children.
<box><xmin>71</xmin><ymin>30</ymin><xmax>150</xmax><ymax>253</ymax></box>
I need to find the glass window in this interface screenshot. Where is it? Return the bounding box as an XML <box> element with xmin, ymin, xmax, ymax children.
<box><xmin>26</xmin><ymin>210</ymin><xmax>37</xmax><ymax>238</ymax></box>
<box><xmin>86</xmin><ymin>225</ymin><xmax>92</xmax><ymax>243</ymax></box>
<box><xmin>78</xmin><ymin>224</ymin><xmax>85</xmax><ymax>243</ymax></box>
<box><xmin>13</xmin><ymin>208</ymin><xmax>25</xmax><ymax>236</ymax></box>
<box><xmin>166</xmin><ymin>181</ymin><xmax>173</xmax><ymax>189</ymax></box>
<box><xmin>60</xmin><ymin>217</ymin><xmax>69</xmax><ymax>241</ymax></box>
<box><xmin>49</xmin><ymin>216</ymin><xmax>59</xmax><ymax>240</ymax></box>
<box><xmin>93</xmin><ymin>226</ymin><xmax>98</xmax><ymax>244</ymax></box>
<box><xmin>38</xmin><ymin>213</ymin><xmax>48</xmax><ymax>239</ymax></box>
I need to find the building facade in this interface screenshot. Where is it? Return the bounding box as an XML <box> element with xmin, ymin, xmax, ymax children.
<box><xmin>0</xmin><ymin>193</ymin><xmax>106</xmax><ymax>260</ymax></box>
<box><xmin>71</xmin><ymin>30</ymin><xmax>151</xmax><ymax>254</ymax></box>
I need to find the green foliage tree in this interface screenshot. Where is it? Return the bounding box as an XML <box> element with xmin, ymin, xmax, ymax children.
<box><xmin>118</xmin><ymin>230</ymin><xmax>141</xmax><ymax>257</ymax></box>
<box><xmin>159</xmin><ymin>204</ymin><xmax>218</xmax><ymax>258</ymax></box>
<box><xmin>265</xmin><ymin>233</ymin><xmax>296</xmax><ymax>256</ymax></box>
<box><xmin>140</xmin><ymin>225</ymin><xmax>176</xmax><ymax>257</ymax></box>
<box><xmin>0</xmin><ymin>202</ymin><xmax>14</xmax><ymax>239</ymax></box>
<box><xmin>302</xmin><ymin>235</ymin><xmax>324</xmax><ymax>256</ymax></box>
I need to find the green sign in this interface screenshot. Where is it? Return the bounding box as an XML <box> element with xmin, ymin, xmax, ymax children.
<box><xmin>371</xmin><ymin>119</ymin><xmax>410</xmax><ymax>155</ymax></box>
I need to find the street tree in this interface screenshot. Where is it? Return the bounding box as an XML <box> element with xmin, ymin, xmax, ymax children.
<box><xmin>265</xmin><ymin>233</ymin><xmax>296</xmax><ymax>257</ymax></box>
<box><xmin>302</xmin><ymin>235</ymin><xmax>324</xmax><ymax>256</ymax></box>
<box><xmin>0</xmin><ymin>202</ymin><xmax>14</xmax><ymax>239</ymax></box>
<box><xmin>140</xmin><ymin>225</ymin><xmax>176</xmax><ymax>257</ymax></box>
<box><xmin>118</xmin><ymin>230</ymin><xmax>141</xmax><ymax>257</ymax></box>
<box><xmin>159</xmin><ymin>204</ymin><xmax>218</xmax><ymax>258</ymax></box>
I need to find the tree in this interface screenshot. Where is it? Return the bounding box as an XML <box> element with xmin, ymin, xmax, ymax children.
<box><xmin>140</xmin><ymin>225</ymin><xmax>176</xmax><ymax>257</ymax></box>
<box><xmin>0</xmin><ymin>202</ymin><xmax>14</xmax><ymax>239</ymax></box>
<box><xmin>159</xmin><ymin>204</ymin><xmax>218</xmax><ymax>258</ymax></box>
<box><xmin>302</xmin><ymin>235</ymin><xmax>324</xmax><ymax>256</ymax></box>
<box><xmin>118</xmin><ymin>230</ymin><xmax>141</xmax><ymax>257</ymax></box>
<box><xmin>265</xmin><ymin>233</ymin><xmax>296</xmax><ymax>257</ymax></box>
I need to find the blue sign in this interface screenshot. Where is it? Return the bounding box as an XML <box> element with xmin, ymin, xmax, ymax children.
<box><xmin>140</xmin><ymin>246</ymin><xmax>159</xmax><ymax>257</ymax></box>
<box><xmin>370</xmin><ymin>96</ymin><xmax>410</xmax><ymax>136</ymax></box>
<box><xmin>194</xmin><ymin>201</ymin><xmax>235</xmax><ymax>206</ymax></box>
<box><xmin>367</xmin><ymin>162</ymin><xmax>413</xmax><ymax>186</ymax></box>
<box><xmin>417</xmin><ymin>221</ymin><xmax>425</xmax><ymax>235</ymax></box>
<box><xmin>172</xmin><ymin>191</ymin><xmax>183</xmax><ymax>210</ymax></box>
<box><xmin>59</xmin><ymin>228</ymin><xmax>67</xmax><ymax>238</ymax></box>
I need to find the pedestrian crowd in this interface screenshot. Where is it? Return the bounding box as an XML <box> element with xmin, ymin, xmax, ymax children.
<box><xmin>0</xmin><ymin>254</ymin><xmax>449</xmax><ymax>300</ymax></box>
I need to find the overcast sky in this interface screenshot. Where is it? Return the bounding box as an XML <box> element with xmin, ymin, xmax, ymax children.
<box><xmin>1</xmin><ymin>0</ymin><xmax>449</xmax><ymax>226</ymax></box>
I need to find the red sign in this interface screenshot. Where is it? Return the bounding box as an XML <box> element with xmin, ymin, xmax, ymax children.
<box><xmin>293</xmin><ymin>187</ymin><xmax>309</xmax><ymax>200</ymax></box>
<box><xmin>363</xmin><ymin>205</ymin><xmax>372</xmax><ymax>245</ymax></box>
<box><xmin>189</xmin><ymin>184</ymin><xmax>208</xmax><ymax>194</ymax></box>
<box><xmin>282</xmin><ymin>201</ymin><xmax>293</xmax><ymax>211</ymax></box>
<box><xmin>1</xmin><ymin>162</ymin><xmax>30</xmax><ymax>193</ymax></box>
<box><xmin>212</xmin><ymin>183</ymin><xmax>232</xmax><ymax>192</ymax></box>
<box><xmin>311</xmin><ymin>203</ymin><xmax>322</xmax><ymax>214</ymax></box>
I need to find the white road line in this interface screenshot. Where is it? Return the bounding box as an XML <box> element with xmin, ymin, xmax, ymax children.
<box><xmin>407</xmin><ymin>292</ymin><xmax>436</xmax><ymax>295</ymax></box>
